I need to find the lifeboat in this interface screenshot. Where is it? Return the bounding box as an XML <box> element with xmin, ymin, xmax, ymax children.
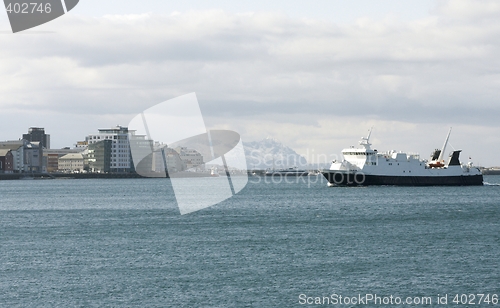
<box><xmin>428</xmin><ymin>161</ymin><xmax>445</xmax><ymax>168</ymax></box>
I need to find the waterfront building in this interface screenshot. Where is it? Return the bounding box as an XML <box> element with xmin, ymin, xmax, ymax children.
<box><xmin>129</xmin><ymin>134</ymin><xmax>154</xmax><ymax>175</ymax></box>
<box><xmin>58</xmin><ymin>153</ymin><xmax>84</xmax><ymax>172</ymax></box>
<box><xmin>151</xmin><ymin>143</ymin><xmax>186</xmax><ymax>173</ymax></box>
<box><xmin>24</xmin><ymin>142</ymin><xmax>43</xmax><ymax>172</ymax></box>
<box><xmin>0</xmin><ymin>140</ymin><xmax>43</xmax><ymax>172</ymax></box>
<box><xmin>87</xmin><ymin>125</ymin><xmax>152</xmax><ymax>173</ymax></box>
<box><xmin>0</xmin><ymin>141</ymin><xmax>24</xmax><ymax>172</ymax></box>
<box><xmin>45</xmin><ymin>153</ymin><xmax>59</xmax><ymax>173</ymax></box>
<box><xmin>43</xmin><ymin>148</ymin><xmax>83</xmax><ymax>172</ymax></box>
<box><xmin>86</xmin><ymin>126</ymin><xmax>135</xmax><ymax>173</ymax></box>
<box><xmin>87</xmin><ymin>139</ymin><xmax>112</xmax><ymax>173</ymax></box>
<box><xmin>23</xmin><ymin>127</ymin><xmax>50</xmax><ymax>149</ymax></box>
<box><xmin>129</xmin><ymin>140</ymin><xmax>186</xmax><ymax>176</ymax></box>
<box><xmin>174</xmin><ymin>147</ymin><xmax>204</xmax><ymax>170</ymax></box>
<box><xmin>0</xmin><ymin>149</ymin><xmax>14</xmax><ymax>173</ymax></box>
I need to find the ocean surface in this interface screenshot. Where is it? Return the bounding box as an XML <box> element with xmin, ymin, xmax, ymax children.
<box><xmin>1</xmin><ymin>175</ymin><xmax>499</xmax><ymax>307</ymax></box>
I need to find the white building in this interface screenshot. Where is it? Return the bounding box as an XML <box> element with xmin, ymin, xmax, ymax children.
<box><xmin>87</xmin><ymin>126</ymin><xmax>139</xmax><ymax>173</ymax></box>
<box><xmin>152</xmin><ymin>143</ymin><xmax>186</xmax><ymax>173</ymax></box>
<box><xmin>175</xmin><ymin>147</ymin><xmax>204</xmax><ymax>170</ymax></box>
<box><xmin>58</xmin><ymin>153</ymin><xmax>84</xmax><ymax>172</ymax></box>
<box><xmin>44</xmin><ymin>148</ymin><xmax>86</xmax><ymax>172</ymax></box>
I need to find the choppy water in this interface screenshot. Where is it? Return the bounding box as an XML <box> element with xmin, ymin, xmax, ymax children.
<box><xmin>1</xmin><ymin>176</ymin><xmax>499</xmax><ymax>307</ymax></box>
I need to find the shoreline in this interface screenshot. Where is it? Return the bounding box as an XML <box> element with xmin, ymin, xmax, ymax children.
<box><xmin>0</xmin><ymin>171</ymin><xmax>252</xmax><ymax>180</ymax></box>
<box><xmin>0</xmin><ymin>173</ymin><xmax>144</xmax><ymax>180</ymax></box>
<box><xmin>1</xmin><ymin>169</ymin><xmax>499</xmax><ymax>181</ymax></box>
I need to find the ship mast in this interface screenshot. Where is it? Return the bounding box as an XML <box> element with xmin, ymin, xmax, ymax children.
<box><xmin>359</xmin><ymin>127</ymin><xmax>373</xmax><ymax>148</ymax></box>
<box><xmin>438</xmin><ymin>127</ymin><xmax>452</xmax><ymax>162</ymax></box>
<box><xmin>367</xmin><ymin>127</ymin><xmax>373</xmax><ymax>143</ymax></box>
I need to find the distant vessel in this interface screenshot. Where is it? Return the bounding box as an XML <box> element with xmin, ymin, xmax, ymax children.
<box><xmin>322</xmin><ymin>128</ymin><xmax>483</xmax><ymax>186</ymax></box>
<box><xmin>265</xmin><ymin>167</ymin><xmax>309</xmax><ymax>176</ymax></box>
<box><xmin>210</xmin><ymin>167</ymin><xmax>220</xmax><ymax>177</ymax></box>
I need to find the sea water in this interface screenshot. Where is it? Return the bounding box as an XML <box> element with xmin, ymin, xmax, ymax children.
<box><xmin>1</xmin><ymin>176</ymin><xmax>499</xmax><ymax>307</ymax></box>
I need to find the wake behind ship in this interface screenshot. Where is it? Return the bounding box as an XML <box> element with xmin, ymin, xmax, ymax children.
<box><xmin>322</xmin><ymin>128</ymin><xmax>483</xmax><ymax>186</ymax></box>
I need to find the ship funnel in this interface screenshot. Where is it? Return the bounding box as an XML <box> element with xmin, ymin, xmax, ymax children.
<box><xmin>448</xmin><ymin>150</ymin><xmax>462</xmax><ymax>166</ymax></box>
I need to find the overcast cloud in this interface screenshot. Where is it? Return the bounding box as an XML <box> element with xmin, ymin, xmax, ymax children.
<box><xmin>1</xmin><ymin>0</ymin><xmax>499</xmax><ymax>166</ymax></box>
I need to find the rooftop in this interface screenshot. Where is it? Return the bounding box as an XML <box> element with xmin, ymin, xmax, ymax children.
<box><xmin>0</xmin><ymin>140</ymin><xmax>25</xmax><ymax>150</ymax></box>
<box><xmin>59</xmin><ymin>153</ymin><xmax>84</xmax><ymax>160</ymax></box>
<box><xmin>0</xmin><ymin>149</ymin><xmax>12</xmax><ymax>156</ymax></box>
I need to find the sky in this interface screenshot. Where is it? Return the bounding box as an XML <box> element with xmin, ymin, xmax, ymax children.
<box><xmin>1</xmin><ymin>0</ymin><xmax>500</xmax><ymax>166</ymax></box>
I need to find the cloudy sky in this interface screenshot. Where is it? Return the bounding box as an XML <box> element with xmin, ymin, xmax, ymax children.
<box><xmin>1</xmin><ymin>0</ymin><xmax>499</xmax><ymax>166</ymax></box>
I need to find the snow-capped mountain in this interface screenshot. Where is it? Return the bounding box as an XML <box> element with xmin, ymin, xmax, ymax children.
<box><xmin>243</xmin><ymin>137</ymin><xmax>308</xmax><ymax>170</ymax></box>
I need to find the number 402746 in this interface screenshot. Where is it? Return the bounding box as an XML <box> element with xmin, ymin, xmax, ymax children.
<box><xmin>452</xmin><ymin>294</ymin><xmax>498</xmax><ymax>305</ymax></box>
<box><xmin>5</xmin><ymin>3</ymin><xmax>52</xmax><ymax>14</ymax></box>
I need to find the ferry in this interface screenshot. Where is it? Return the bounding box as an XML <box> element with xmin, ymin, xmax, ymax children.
<box><xmin>322</xmin><ymin>128</ymin><xmax>483</xmax><ymax>186</ymax></box>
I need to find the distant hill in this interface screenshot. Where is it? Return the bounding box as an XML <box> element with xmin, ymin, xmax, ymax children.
<box><xmin>243</xmin><ymin>137</ymin><xmax>308</xmax><ymax>170</ymax></box>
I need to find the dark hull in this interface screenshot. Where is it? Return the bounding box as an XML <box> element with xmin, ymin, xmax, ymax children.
<box><xmin>322</xmin><ymin>171</ymin><xmax>483</xmax><ymax>186</ymax></box>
